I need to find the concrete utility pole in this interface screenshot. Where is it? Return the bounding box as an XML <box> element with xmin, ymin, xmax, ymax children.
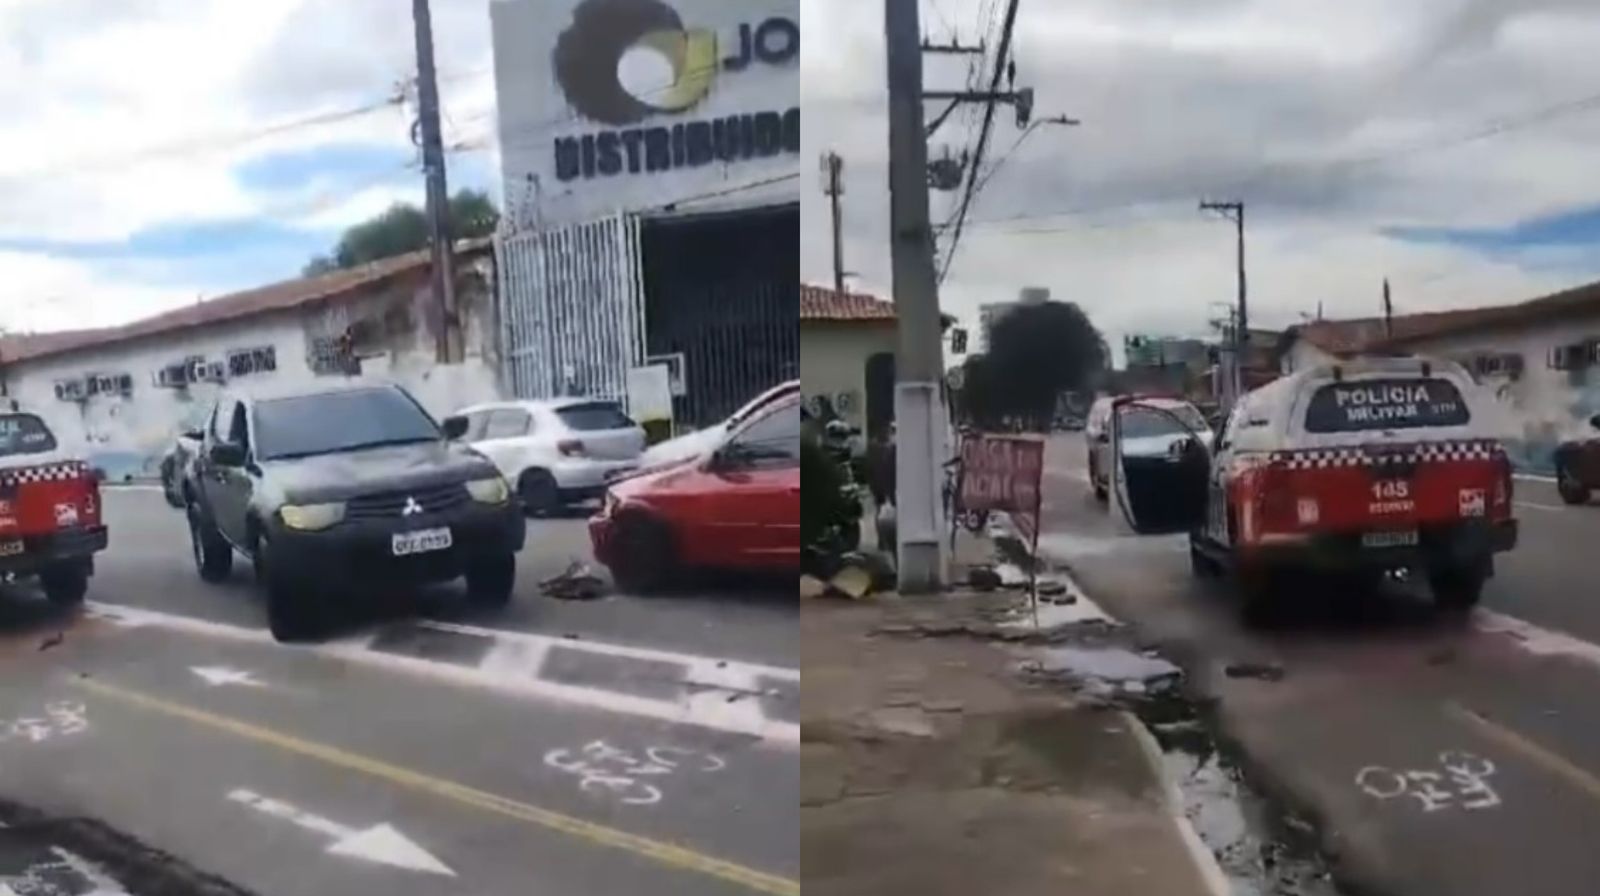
<box><xmin>1383</xmin><ymin>277</ymin><xmax>1393</xmax><ymax>338</ymax></box>
<box><xmin>1200</xmin><ymin>200</ymin><xmax>1246</xmax><ymax>404</ymax></box>
<box><xmin>412</xmin><ymin>0</ymin><xmax>461</xmax><ymax>364</ymax></box>
<box><xmin>885</xmin><ymin>0</ymin><xmax>947</xmax><ymax>592</ymax></box>
<box><xmin>820</xmin><ymin>152</ymin><xmax>846</xmax><ymax>296</ymax></box>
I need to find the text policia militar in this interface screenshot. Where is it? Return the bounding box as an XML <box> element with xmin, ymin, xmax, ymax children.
<box><xmin>554</xmin><ymin>15</ymin><xmax>800</xmax><ymax>183</ymax></box>
<box><xmin>554</xmin><ymin>108</ymin><xmax>800</xmax><ymax>182</ymax></box>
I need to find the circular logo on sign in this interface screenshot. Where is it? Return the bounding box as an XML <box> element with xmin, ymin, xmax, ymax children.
<box><xmin>553</xmin><ymin>0</ymin><xmax>718</xmax><ymax>126</ymax></box>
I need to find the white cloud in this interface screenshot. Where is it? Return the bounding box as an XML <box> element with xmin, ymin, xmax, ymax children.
<box><xmin>802</xmin><ymin>0</ymin><xmax>1600</xmax><ymax>358</ymax></box>
<box><xmin>0</xmin><ymin>0</ymin><xmax>496</xmax><ymax>326</ymax></box>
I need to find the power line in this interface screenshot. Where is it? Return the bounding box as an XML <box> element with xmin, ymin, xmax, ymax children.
<box><xmin>936</xmin><ymin>0</ymin><xmax>1021</xmax><ymax>284</ymax></box>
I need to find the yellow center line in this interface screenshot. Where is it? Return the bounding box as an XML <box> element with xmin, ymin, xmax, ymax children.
<box><xmin>73</xmin><ymin>677</ymin><xmax>798</xmax><ymax>896</ymax></box>
<box><xmin>1446</xmin><ymin>702</ymin><xmax>1600</xmax><ymax>805</ymax></box>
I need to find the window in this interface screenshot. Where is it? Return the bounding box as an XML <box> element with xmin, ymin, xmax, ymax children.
<box><xmin>1118</xmin><ymin>404</ymin><xmax>1207</xmax><ymax>438</ymax></box>
<box><xmin>461</xmin><ymin>412</ymin><xmax>491</xmax><ymax>442</ymax></box>
<box><xmin>554</xmin><ymin>401</ymin><xmax>634</xmax><ymax>432</ymax></box>
<box><xmin>229</xmin><ymin>403</ymin><xmax>250</xmax><ymax>452</ymax></box>
<box><xmin>1303</xmin><ymin>378</ymin><xmax>1470</xmax><ymax>433</ymax></box>
<box><xmin>0</xmin><ymin>414</ymin><xmax>57</xmax><ymax>459</ymax></box>
<box><xmin>254</xmin><ymin>388</ymin><xmax>439</xmax><ymax>460</ymax></box>
<box><xmin>1549</xmin><ymin>343</ymin><xmax>1590</xmax><ymax>371</ymax></box>
<box><xmin>728</xmin><ymin>399</ymin><xmax>800</xmax><ymax>466</ymax></box>
<box><xmin>227</xmin><ymin>346</ymin><xmax>277</xmax><ymax>378</ymax></box>
<box><xmin>483</xmin><ymin>409</ymin><xmax>532</xmax><ymax>439</ymax></box>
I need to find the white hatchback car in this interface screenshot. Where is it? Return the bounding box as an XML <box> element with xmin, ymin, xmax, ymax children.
<box><xmin>448</xmin><ymin>398</ymin><xmax>646</xmax><ymax>515</ymax></box>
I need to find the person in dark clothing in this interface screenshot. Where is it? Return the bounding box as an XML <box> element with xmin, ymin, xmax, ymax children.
<box><xmin>867</xmin><ymin>423</ymin><xmax>896</xmax><ymax>508</ymax></box>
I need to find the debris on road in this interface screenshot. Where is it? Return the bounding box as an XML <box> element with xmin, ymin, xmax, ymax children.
<box><xmin>538</xmin><ymin>561</ymin><xmax>607</xmax><ymax>601</ymax></box>
<box><xmin>37</xmin><ymin>632</ymin><xmax>64</xmax><ymax>652</ymax></box>
<box><xmin>800</xmin><ymin>575</ymin><xmax>828</xmax><ymax>599</ymax></box>
<box><xmin>967</xmin><ymin>566</ymin><xmax>1002</xmax><ymax>591</ymax></box>
<box><xmin>1021</xmin><ymin>644</ymin><xmax>1183</xmax><ymax>696</ymax></box>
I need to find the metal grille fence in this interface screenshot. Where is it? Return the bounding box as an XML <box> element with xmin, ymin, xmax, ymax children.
<box><xmin>495</xmin><ymin>213</ymin><xmax>646</xmax><ymax>407</ymax></box>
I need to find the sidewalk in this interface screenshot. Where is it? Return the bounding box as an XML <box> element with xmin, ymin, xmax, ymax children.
<box><xmin>801</xmin><ymin>537</ymin><xmax>1224</xmax><ymax>896</ymax></box>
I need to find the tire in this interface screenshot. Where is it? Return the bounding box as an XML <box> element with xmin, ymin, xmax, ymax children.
<box><xmin>256</xmin><ymin>530</ymin><xmax>318</xmax><ymax>642</ymax></box>
<box><xmin>609</xmin><ymin>514</ymin><xmax>678</xmax><ymax>593</ymax></box>
<box><xmin>518</xmin><ymin>469</ymin><xmax>560</xmax><ymax>517</ymax></box>
<box><xmin>1557</xmin><ymin>460</ymin><xmax>1591</xmax><ymax>505</ymax></box>
<box><xmin>188</xmin><ymin>504</ymin><xmax>233</xmax><ymax>583</ymax></box>
<box><xmin>40</xmin><ymin>562</ymin><xmax>88</xmax><ymax>606</ymax></box>
<box><xmin>1430</xmin><ymin>564</ymin><xmax>1486</xmax><ymax>612</ymax></box>
<box><xmin>1238</xmin><ymin>566</ymin><xmax>1278</xmax><ymax>626</ymax></box>
<box><xmin>1189</xmin><ymin>534</ymin><xmax>1223</xmax><ymax>578</ymax></box>
<box><xmin>466</xmin><ymin>554</ymin><xmax>517</xmax><ymax>608</ymax></box>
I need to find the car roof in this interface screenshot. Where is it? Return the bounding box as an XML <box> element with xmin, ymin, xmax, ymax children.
<box><xmin>234</xmin><ymin>377</ymin><xmax>406</xmax><ymax>405</ymax></box>
<box><xmin>455</xmin><ymin>396</ymin><xmax>624</xmax><ymax>416</ymax></box>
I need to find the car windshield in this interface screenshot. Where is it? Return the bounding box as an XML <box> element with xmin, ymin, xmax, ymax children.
<box><xmin>1304</xmin><ymin>377</ymin><xmax>1471</xmax><ymax>433</ymax></box>
<box><xmin>1120</xmin><ymin>404</ymin><xmax>1206</xmax><ymax>438</ymax></box>
<box><xmin>0</xmin><ymin>414</ymin><xmax>57</xmax><ymax>458</ymax></box>
<box><xmin>254</xmin><ymin>388</ymin><xmax>439</xmax><ymax>460</ymax></box>
<box><xmin>555</xmin><ymin>402</ymin><xmax>634</xmax><ymax>431</ymax></box>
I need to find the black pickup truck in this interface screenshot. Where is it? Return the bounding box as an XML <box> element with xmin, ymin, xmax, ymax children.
<box><xmin>183</xmin><ymin>379</ymin><xmax>526</xmax><ymax>641</ymax></box>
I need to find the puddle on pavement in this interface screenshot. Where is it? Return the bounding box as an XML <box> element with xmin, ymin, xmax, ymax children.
<box><xmin>1021</xmin><ymin>641</ymin><xmax>1346</xmax><ymax>895</ymax></box>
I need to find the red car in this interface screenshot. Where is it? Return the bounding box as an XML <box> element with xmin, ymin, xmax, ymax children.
<box><xmin>589</xmin><ymin>393</ymin><xmax>799</xmax><ymax>590</ymax></box>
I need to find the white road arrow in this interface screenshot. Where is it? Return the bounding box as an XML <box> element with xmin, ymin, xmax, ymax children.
<box><xmin>227</xmin><ymin>789</ymin><xmax>454</xmax><ymax>877</ymax></box>
<box><xmin>191</xmin><ymin>666</ymin><xmax>263</xmax><ymax>688</ymax></box>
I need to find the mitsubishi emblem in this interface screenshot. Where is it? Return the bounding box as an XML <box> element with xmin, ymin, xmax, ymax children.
<box><xmin>401</xmin><ymin>496</ymin><xmax>423</xmax><ymax>517</ymax></box>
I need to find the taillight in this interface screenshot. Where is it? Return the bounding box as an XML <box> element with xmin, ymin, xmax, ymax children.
<box><xmin>557</xmin><ymin>439</ymin><xmax>586</xmax><ymax>457</ymax></box>
<box><xmin>1252</xmin><ymin>462</ymin><xmax>1300</xmax><ymax>533</ymax></box>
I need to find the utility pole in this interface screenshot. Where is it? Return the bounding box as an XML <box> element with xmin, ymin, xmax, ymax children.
<box><xmin>820</xmin><ymin>152</ymin><xmax>846</xmax><ymax>296</ymax></box>
<box><xmin>1383</xmin><ymin>277</ymin><xmax>1393</xmax><ymax>338</ymax></box>
<box><xmin>885</xmin><ymin>0</ymin><xmax>947</xmax><ymax>592</ymax></box>
<box><xmin>412</xmin><ymin>0</ymin><xmax>460</xmax><ymax>364</ymax></box>
<box><xmin>1200</xmin><ymin>200</ymin><xmax>1246</xmax><ymax>405</ymax></box>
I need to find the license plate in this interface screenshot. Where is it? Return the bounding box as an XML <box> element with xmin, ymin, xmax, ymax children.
<box><xmin>0</xmin><ymin>540</ymin><xmax>21</xmax><ymax>557</ymax></box>
<box><xmin>1362</xmin><ymin>530</ymin><xmax>1419</xmax><ymax>549</ymax></box>
<box><xmin>392</xmin><ymin>527</ymin><xmax>452</xmax><ymax>556</ymax></box>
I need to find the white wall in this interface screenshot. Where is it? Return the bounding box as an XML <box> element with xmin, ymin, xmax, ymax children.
<box><xmin>1280</xmin><ymin>339</ymin><xmax>1338</xmax><ymax>374</ymax></box>
<box><xmin>491</xmin><ymin>0</ymin><xmax>800</xmax><ymax>226</ymax></box>
<box><xmin>1399</xmin><ymin>312</ymin><xmax>1600</xmax><ymax>473</ymax></box>
<box><xmin>1</xmin><ymin>270</ymin><xmax>506</xmax><ymax>480</ymax></box>
<box><xmin>800</xmin><ymin>321</ymin><xmax>895</xmax><ymax>432</ymax></box>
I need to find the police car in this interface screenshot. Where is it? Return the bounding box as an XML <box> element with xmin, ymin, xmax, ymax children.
<box><xmin>0</xmin><ymin>410</ymin><xmax>107</xmax><ymax>605</ymax></box>
<box><xmin>1184</xmin><ymin>355</ymin><xmax>1517</xmax><ymax>613</ymax></box>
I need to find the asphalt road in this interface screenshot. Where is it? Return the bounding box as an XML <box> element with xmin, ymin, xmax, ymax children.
<box><xmin>1037</xmin><ymin>434</ymin><xmax>1600</xmax><ymax>896</ymax></box>
<box><xmin>0</xmin><ymin>487</ymin><xmax>798</xmax><ymax>896</ymax></box>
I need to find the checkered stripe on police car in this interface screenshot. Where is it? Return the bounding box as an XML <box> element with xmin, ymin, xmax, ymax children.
<box><xmin>1269</xmin><ymin>441</ymin><xmax>1503</xmax><ymax>469</ymax></box>
<box><xmin>0</xmin><ymin>462</ymin><xmax>88</xmax><ymax>485</ymax></box>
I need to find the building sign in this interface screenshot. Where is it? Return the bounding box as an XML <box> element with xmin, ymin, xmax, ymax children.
<box><xmin>493</xmin><ymin>0</ymin><xmax>800</xmax><ymax>224</ymax></box>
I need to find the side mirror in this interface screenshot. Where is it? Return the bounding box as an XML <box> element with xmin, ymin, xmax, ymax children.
<box><xmin>1589</xmin><ymin>413</ymin><xmax>1600</xmax><ymax>430</ymax></box>
<box><xmin>210</xmin><ymin>442</ymin><xmax>246</xmax><ymax>467</ymax></box>
<box><xmin>441</xmin><ymin>416</ymin><xmax>469</xmax><ymax>440</ymax></box>
<box><xmin>183</xmin><ymin>428</ymin><xmax>205</xmax><ymax>441</ymax></box>
<box><xmin>1110</xmin><ymin>400</ymin><xmax>1210</xmax><ymax>535</ymax></box>
<box><xmin>90</xmin><ymin>467</ymin><xmax>106</xmax><ymax>483</ymax></box>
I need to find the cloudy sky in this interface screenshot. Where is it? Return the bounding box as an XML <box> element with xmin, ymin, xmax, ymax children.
<box><xmin>0</xmin><ymin>0</ymin><xmax>500</xmax><ymax>334</ymax></box>
<box><xmin>801</xmin><ymin>0</ymin><xmax>1600</xmax><ymax>362</ymax></box>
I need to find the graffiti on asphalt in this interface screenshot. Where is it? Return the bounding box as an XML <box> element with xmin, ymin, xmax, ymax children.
<box><xmin>1</xmin><ymin>846</ymin><xmax>129</xmax><ymax>895</ymax></box>
<box><xmin>1356</xmin><ymin>751</ymin><xmax>1501</xmax><ymax>812</ymax></box>
<box><xmin>543</xmin><ymin>740</ymin><xmax>727</xmax><ymax>806</ymax></box>
<box><xmin>0</xmin><ymin>702</ymin><xmax>89</xmax><ymax>745</ymax></box>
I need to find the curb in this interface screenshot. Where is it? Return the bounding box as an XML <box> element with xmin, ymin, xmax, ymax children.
<box><xmin>1123</xmin><ymin>710</ymin><xmax>1233</xmax><ymax>896</ymax></box>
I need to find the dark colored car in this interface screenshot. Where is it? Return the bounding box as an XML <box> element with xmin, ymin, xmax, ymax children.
<box><xmin>1553</xmin><ymin>414</ymin><xmax>1600</xmax><ymax>505</ymax></box>
<box><xmin>183</xmin><ymin>380</ymin><xmax>526</xmax><ymax>641</ymax></box>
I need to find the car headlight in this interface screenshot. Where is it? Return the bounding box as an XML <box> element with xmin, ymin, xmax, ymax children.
<box><xmin>467</xmin><ymin>476</ymin><xmax>510</xmax><ymax>505</ymax></box>
<box><xmin>279</xmin><ymin>502</ymin><xmax>346</xmax><ymax>531</ymax></box>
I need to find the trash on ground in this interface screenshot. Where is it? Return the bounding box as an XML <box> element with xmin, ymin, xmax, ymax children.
<box><xmin>827</xmin><ymin>563</ymin><xmax>875</xmax><ymax>600</ymax></box>
<box><xmin>1036</xmin><ymin>579</ymin><xmax>1068</xmax><ymax>597</ymax></box>
<box><xmin>967</xmin><ymin>566</ymin><xmax>1002</xmax><ymax>591</ymax></box>
<box><xmin>800</xmin><ymin>575</ymin><xmax>828</xmax><ymax>599</ymax></box>
<box><xmin>539</xmin><ymin>561</ymin><xmax>607</xmax><ymax>600</ymax></box>
<box><xmin>1021</xmin><ymin>644</ymin><xmax>1182</xmax><ymax>695</ymax></box>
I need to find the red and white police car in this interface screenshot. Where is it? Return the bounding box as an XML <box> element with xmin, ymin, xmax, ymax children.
<box><xmin>0</xmin><ymin>410</ymin><xmax>107</xmax><ymax>605</ymax></box>
<box><xmin>1185</xmin><ymin>355</ymin><xmax>1517</xmax><ymax>612</ymax></box>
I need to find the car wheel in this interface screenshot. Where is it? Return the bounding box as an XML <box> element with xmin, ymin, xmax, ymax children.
<box><xmin>1557</xmin><ymin>460</ymin><xmax>1591</xmax><ymax>505</ymax></box>
<box><xmin>1188</xmin><ymin>534</ymin><xmax>1222</xmax><ymax>578</ymax></box>
<box><xmin>40</xmin><ymin>562</ymin><xmax>89</xmax><ymax>606</ymax></box>
<box><xmin>188</xmin><ymin>504</ymin><xmax>233</xmax><ymax>583</ymax></box>
<box><xmin>1238</xmin><ymin>566</ymin><xmax>1279</xmax><ymax>626</ymax></box>
<box><xmin>518</xmin><ymin>469</ymin><xmax>560</xmax><ymax>517</ymax></box>
<box><xmin>1430</xmin><ymin>563</ymin><xmax>1486</xmax><ymax>612</ymax></box>
<box><xmin>256</xmin><ymin>532</ymin><xmax>317</xmax><ymax>642</ymax></box>
<box><xmin>466</xmin><ymin>554</ymin><xmax>516</xmax><ymax>608</ymax></box>
<box><xmin>610</xmin><ymin>514</ymin><xmax>678</xmax><ymax>593</ymax></box>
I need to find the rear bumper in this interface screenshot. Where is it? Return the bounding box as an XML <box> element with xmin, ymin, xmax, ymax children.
<box><xmin>0</xmin><ymin>525</ymin><xmax>108</xmax><ymax>575</ymax></box>
<box><xmin>267</xmin><ymin>503</ymin><xmax>525</xmax><ymax>589</ymax></box>
<box><xmin>551</xmin><ymin>459</ymin><xmax>639</xmax><ymax>494</ymax></box>
<box><xmin>1239</xmin><ymin>518</ymin><xmax>1518</xmax><ymax>572</ymax></box>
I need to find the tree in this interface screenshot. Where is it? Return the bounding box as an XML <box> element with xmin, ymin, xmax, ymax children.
<box><xmin>302</xmin><ymin>189</ymin><xmax>501</xmax><ymax>276</ymax></box>
<box><xmin>984</xmin><ymin>300</ymin><xmax>1107</xmax><ymax>428</ymax></box>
